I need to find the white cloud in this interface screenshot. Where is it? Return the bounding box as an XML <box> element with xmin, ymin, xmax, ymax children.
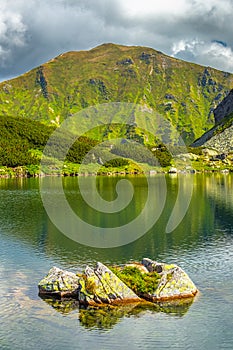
<box><xmin>118</xmin><ymin>0</ymin><xmax>190</xmax><ymax>17</ymax></box>
<box><xmin>172</xmin><ymin>39</ymin><xmax>233</xmax><ymax>72</ymax></box>
<box><xmin>172</xmin><ymin>39</ymin><xmax>203</xmax><ymax>56</ymax></box>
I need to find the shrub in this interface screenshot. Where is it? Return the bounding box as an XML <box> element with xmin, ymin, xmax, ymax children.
<box><xmin>104</xmin><ymin>158</ymin><xmax>129</xmax><ymax>168</ymax></box>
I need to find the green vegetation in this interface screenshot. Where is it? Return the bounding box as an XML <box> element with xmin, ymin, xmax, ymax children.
<box><xmin>103</xmin><ymin>158</ymin><xmax>129</xmax><ymax>168</ymax></box>
<box><xmin>1</xmin><ymin>44</ymin><xmax>233</xmax><ymax>174</ymax></box>
<box><xmin>111</xmin><ymin>143</ymin><xmax>157</xmax><ymax>165</ymax></box>
<box><xmin>111</xmin><ymin>266</ymin><xmax>161</xmax><ymax>295</ymax></box>
<box><xmin>0</xmin><ymin>114</ymin><xmax>174</xmax><ymax>176</ymax></box>
<box><xmin>0</xmin><ymin>43</ymin><xmax>232</xmax><ymax>145</ymax></box>
<box><xmin>0</xmin><ymin>115</ymin><xmax>54</xmax><ymax>167</ymax></box>
<box><xmin>152</xmin><ymin>145</ymin><xmax>172</xmax><ymax>167</ymax></box>
<box><xmin>111</xmin><ymin>142</ymin><xmax>172</xmax><ymax>167</ymax></box>
<box><xmin>187</xmin><ymin>146</ymin><xmax>204</xmax><ymax>155</ymax></box>
<box><xmin>0</xmin><ymin>115</ymin><xmax>99</xmax><ymax>174</ymax></box>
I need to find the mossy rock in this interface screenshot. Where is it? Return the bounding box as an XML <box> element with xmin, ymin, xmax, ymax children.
<box><xmin>141</xmin><ymin>258</ymin><xmax>198</xmax><ymax>301</ymax></box>
<box><xmin>78</xmin><ymin>263</ymin><xmax>141</xmax><ymax>305</ymax></box>
<box><xmin>38</xmin><ymin>266</ymin><xmax>80</xmax><ymax>297</ymax></box>
<box><xmin>110</xmin><ymin>265</ymin><xmax>161</xmax><ymax>296</ymax></box>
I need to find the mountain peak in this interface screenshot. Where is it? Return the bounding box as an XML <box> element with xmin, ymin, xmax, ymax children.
<box><xmin>0</xmin><ymin>43</ymin><xmax>233</xmax><ymax>144</ymax></box>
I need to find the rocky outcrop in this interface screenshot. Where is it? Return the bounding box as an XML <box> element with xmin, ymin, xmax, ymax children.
<box><xmin>203</xmin><ymin>125</ymin><xmax>233</xmax><ymax>153</ymax></box>
<box><xmin>38</xmin><ymin>266</ymin><xmax>80</xmax><ymax>297</ymax></box>
<box><xmin>168</xmin><ymin>167</ymin><xmax>178</xmax><ymax>174</ymax></box>
<box><xmin>191</xmin><ymin>113</ymin><xmax>233</xmax><ymax>153</ymax></box>
<box><xmin>36</xmin><ymin>66</ymin><xmax>49</xmax><ymax>99</ymax></box>
<box><xmin>141</xmin><ymin>258</ymin><xmax>197</xmax><ymax>301</ymax></box>
<box><xmin>38</xmin><ymin>259</ymin><xmax>198</xmax><ymax>306</ymax></box>
<box><xmin>214</xmin><ymin>89</ymin><xmax>233</xmax><ymax>124</ymax></box>
<box><xmin>191</xmin><ymin>89</ymin><xmax>233</xmax><ymax>151</ymax></box>
<box><xmin>78</xmin><ymin>262</ymin><xmax>140</xmax><ymax>305</ymax></box>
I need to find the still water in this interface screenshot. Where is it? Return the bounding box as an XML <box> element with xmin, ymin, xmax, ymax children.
<box><xmin>0</xmin><ymin>174</ymin><xmax>233</xmax><ymax>349</ymax></box>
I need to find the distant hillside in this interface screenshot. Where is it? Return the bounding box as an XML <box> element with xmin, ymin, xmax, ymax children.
<box><xmin>1</xmin><ymin>43</ymin><xmax>233</xmax><ymax>144</ymax></box>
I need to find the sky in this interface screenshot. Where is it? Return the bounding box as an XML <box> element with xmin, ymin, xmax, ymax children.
<box><xmin>1</xmin><ymin>0</ymin><xmax>233</xmax><ymax>81</ymax></box>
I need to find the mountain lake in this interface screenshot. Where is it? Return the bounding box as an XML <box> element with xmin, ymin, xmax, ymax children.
<box><xmin>0</xmin><ymin>173</ymin><xmax>233</xmax><ymax>349</ymax></box>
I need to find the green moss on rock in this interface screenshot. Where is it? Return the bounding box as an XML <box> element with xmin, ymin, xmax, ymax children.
<box><xmin>110</xmin><ymin>266</ymin><xmax>161</xmax><ymax>296</ymax></box>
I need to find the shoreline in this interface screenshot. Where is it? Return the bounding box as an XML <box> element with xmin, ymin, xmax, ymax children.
<box><xmin>0</xmin><ymin>167</ymin><xmax>232</xmax><ymax>179</ymax></box>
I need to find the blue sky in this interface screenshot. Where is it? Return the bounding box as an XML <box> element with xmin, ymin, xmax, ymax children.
<box><xmin>1</xmin><ymin>0</ymin><xmax>233</xmax><ymax>81</ymax></box>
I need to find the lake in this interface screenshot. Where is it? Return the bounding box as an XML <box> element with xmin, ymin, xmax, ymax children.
<box><xmin>0</xmin><ymin>174</ymin><xmax>233</xmax><ymax>349</ymax></box>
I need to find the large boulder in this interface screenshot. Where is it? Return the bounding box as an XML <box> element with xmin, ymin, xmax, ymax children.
<box><xmin>78</xmin><ymin>262</ymin><xmax>140</xmax><ymax>305</ymax></box>
<box><xmin>38</xmin><ymin>266</ymin><xmax>80</xmax><ymax>298</ymax></box>
<box><xmin>141</xmin><ymin>258</ymin><xmax>198</xmax><ymax>301</ymax></box>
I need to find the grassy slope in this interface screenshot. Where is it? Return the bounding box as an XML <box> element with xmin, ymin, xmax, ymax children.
<box><xmin>1</xmin><ymin>43</ymin><xmax>233</xmax><ymax>145</ymax></box>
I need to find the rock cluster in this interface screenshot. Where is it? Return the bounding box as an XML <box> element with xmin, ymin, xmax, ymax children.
<box><xmin>204</xmin><ymin>125</ymin><xmax>233</xmax><ymax>153</ymax></box>
<box><xmin>38</xmin><ymin>258</ymin><xmax>198</xmax><ymax>306</ymax></box>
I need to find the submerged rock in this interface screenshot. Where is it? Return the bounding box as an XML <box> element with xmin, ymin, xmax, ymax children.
<box><xmin>38</xmin><ymin>259</ymin><xmax>198</xmax><ymax>305</ymax></box>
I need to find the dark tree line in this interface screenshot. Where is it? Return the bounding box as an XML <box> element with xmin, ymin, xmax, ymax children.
<box><xmin>0</xmin><ymin>115</ymin><xmax>98</xmax><ymax>167</ymax></box>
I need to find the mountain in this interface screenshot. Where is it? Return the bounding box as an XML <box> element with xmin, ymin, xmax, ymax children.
<box><xmin>191</xmin><ymin>89</ymin><xmax>233</xmax><ymax>153</ymax></box>
<box><xmin>1</xmin><ymin>43</ymin><xmax>233</xmax><ymax>145</ymax></box>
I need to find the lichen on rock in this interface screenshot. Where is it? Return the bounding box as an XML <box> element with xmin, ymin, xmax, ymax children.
<box><xmin>38</xmin><ymin>266</ymin><xmax>80</xmax><ymax>297</ymax></box>
<box><xmin>79</xmin><ymin>265</ymin><xmax>111</xmax><ymax>305</ymax></box>
<box><xmin>141</xmin><ymin>258</ymin><xmax>198</xmax><ymax>301</ymax></box>
<box><xmin>78</xmin><ymin>263</ymin><xmax>140</xmax><ymax>305</ymax></box>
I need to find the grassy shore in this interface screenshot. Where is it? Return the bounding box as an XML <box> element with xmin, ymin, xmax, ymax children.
<box><xmin>0</xmin><ymin>154</ymin><xmax>232</xmax><ymax>178</ymax></box>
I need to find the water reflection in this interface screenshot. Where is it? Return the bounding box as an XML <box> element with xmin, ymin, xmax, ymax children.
<box><xmin>40</xmin><ymin>296</ymin><xmax>80</xmax><ymax>314</ymax></box>
<box><xmin>0</xmin><ymin>174</ymin><xmax>232</xmax><ymax>266</ymax></box>
<box><xmin>39</xmin><ymin>297</ymin><xmax>194</xmax><ymax>330</ymax></box>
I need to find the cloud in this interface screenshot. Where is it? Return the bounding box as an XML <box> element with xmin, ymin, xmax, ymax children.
<box><xmin>172</xmin><ymin>39</ymin><xmax>233</xmax><ymax>72</ymax></box>
<box><xmin>117</xmin><ymin>0</ymin><xmax>190</xmax><ymax>17</ymax></box>
<box><xmin>0</xmin><ymin>6</ymin><xmax>27</xmax><ymax>67</ymax></box>
<box><xmin>0</xmin><ymin>0</ymin><xmax>233</xmax><ymax>81</ymax></box>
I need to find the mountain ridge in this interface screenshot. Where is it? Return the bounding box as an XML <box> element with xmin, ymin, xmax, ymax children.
<box><xmin>1</xmin><ymin>43</ymin><xmax>233</xmax><ymax>145</ymax></box>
